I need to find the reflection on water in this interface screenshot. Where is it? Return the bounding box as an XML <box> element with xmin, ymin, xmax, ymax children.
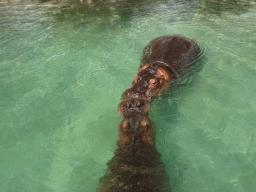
<box><xmin>0</xmin><ymin>0</ymin><xmax>256</xmax><ymax>191</ymax></box>
<box><xmin>199</xmin><ymin>0</ymin><xmax>253</xmax><ymax>15</ymax></box>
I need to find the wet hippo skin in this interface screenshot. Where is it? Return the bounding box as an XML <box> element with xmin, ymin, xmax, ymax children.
<box><xmin>123</xmin><ymin>36</ymin><xmax>200</xmax><ymax>100</ymax></box>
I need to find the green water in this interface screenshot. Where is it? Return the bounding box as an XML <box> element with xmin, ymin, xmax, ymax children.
<box><xmin>1</xmin><ymin>1</ymin><xmax>256</xmax><ymax>191</ymax></box>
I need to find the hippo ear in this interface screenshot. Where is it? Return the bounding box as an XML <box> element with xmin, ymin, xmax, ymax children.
<box><xmin>133</xmin><ymin>74</ymin><xmax>138</xmax><ymax>84</ymax></box>
<box><xmin>156</xmin><ymin>67</ymin><xmax>171</xmax><ymax>82</ymax></box>
<box><xmin>138</xmin><ymin>64</ymin><xmax>150</xmax><ymax>72</ymax></box>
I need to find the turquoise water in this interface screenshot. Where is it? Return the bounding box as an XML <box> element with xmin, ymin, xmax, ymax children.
<box><xmin>1</xmin><ymin>1</ymin><xmax>256</xmax><ymax>191</ymax></box>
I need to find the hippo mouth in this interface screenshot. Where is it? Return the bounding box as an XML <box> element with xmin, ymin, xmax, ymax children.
<box><xmin>118</xmin><ymin>98</ymin><xmax>150</xmax><ymax>116</ymax></box>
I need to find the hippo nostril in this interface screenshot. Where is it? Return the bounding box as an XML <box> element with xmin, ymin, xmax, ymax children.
<box><xmin>136</xmin><ymin>100</ymin><xmax>141</xmax><ymax>107</ymax></box>
<box><xmin>127</xmin><ymin>101</ymin><xmax>132</xmax><ymax>108</ymax></box>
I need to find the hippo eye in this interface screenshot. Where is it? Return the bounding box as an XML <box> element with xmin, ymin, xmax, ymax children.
<box><xmin>149</xmin><ymin>79</ymin><xmax>157</xmax><ymax>84</ymax></box>
<box><xmin>148</xmin><ymin>79</ymin><xmax>158</xmax><ymax>88</ymax></box>
<box><xmin>126</xmin><ymin>101</ymin><xmax>131</xmax><ymax>108</ymax></box>
<box><xmin>133</xmin><ymin>74</ymin><xmax>138</xmax><ymax>84</ymax></box>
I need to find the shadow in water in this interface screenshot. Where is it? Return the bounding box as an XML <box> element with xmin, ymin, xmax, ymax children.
<box><xmin>42</xmin><ymin>0</ymin><xmax>157</xmax><ymax>30</ymax></box>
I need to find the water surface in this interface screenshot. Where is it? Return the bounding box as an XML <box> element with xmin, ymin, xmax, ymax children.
<box><xmin>1</xmin><ymin>1</ymin><xmax>256</xmax><ymax>191</ymax></box>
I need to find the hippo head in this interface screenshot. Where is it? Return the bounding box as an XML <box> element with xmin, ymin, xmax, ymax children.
<box><xmin>118</xmin><ymin>97</ymin><xmax>150</xmax><ymax>116</ymax></box>
<box><xmin>122</xmin><ymin>63</ymin><xmax>171</xmax><ymax>100</ymax></box>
